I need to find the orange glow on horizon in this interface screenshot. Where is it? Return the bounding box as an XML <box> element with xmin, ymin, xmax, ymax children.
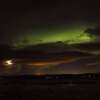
<box><xmin>34</xmin><ymin>72</ymin><xmax>46</xmax><ymax>76</ymax></box>
<box><xmin>27</xmin><ymin>58</ymin><xmax>77</xmax><ymax>67</ymax></box>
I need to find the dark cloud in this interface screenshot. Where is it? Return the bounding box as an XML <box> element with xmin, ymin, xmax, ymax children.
<box><xmin>85</xmin><ymin>27</ymin><xmax>100</xmax><ymax>36</ymax></box>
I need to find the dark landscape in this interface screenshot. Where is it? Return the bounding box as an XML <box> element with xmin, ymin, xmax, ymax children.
<box><xmin>0</xmin><ymin>74</ymin><xmax>100</xmax><ymax>99</ymax></box>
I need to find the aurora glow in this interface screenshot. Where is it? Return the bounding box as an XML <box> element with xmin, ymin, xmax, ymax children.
<box><xmin>13</xmin><ymin>23</ymin><xmax>96</xmax><ymax>48</ymax></box>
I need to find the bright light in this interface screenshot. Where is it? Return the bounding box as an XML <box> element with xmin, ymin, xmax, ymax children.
<box><xmin>4</xmin><ymin>60</ymin><xmax>13</xmax><ymax>66</ymax></box>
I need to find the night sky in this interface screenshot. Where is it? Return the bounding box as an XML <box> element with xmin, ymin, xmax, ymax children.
<box><xmin>0</xmin><ymin>0</ymin><xmax>100</xmax><ymax>46</ymax></box>
<box><xmin>0</xmin><ymin>0</ymin><xmax>100</xmax><ymax>75</ymax></box>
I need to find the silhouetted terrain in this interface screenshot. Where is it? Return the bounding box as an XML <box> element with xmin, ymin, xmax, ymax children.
<box><xmin>0</xmin><ymin>74</ymin><xmax>100</xmax><ymax>99</ymax></box>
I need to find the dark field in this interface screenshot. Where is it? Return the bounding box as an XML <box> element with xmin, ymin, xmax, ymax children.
<box><xmin>0</xmin><ymin>74</ymin><xmax>100</xmax><ymax>99</ymax></box>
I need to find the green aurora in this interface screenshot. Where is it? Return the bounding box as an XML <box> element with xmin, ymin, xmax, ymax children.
<box><xmin>13</xmin><ymin>23</ymin><xmax>97</xmax><ymax>48</ymax></box>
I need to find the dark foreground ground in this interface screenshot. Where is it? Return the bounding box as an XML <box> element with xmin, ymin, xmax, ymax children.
<box><xmin>0</xmin><ymin>74</ymin><xmax>100</xmax><ymax>100</ymax></box>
